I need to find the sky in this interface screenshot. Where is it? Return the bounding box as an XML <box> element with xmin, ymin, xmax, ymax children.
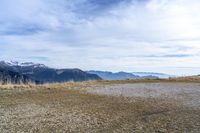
<box><xmin>0</xmin><ymin>0</ymin><xmax>200</xmax><ymax>75</ymax></box>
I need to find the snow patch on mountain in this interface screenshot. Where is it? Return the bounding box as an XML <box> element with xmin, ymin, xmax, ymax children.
<box><xmin>1</xmin><ymin>61</ymin><xmax>47</xmax><ymax>68</ymax></box>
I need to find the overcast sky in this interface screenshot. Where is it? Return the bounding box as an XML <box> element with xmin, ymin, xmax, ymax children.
<box><xmin>0</xmin><ymin>0</ymin><xmax>200</xmax><ymax>75</ymax></box>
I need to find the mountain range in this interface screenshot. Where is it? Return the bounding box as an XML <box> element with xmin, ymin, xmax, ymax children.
<box><xmin>0</xmin><ymin>61</ymin><xmax>172</xmax><ymax>84</ymax></box>
<box><xmin>0</xmin><ymin>61</ymin><xmax>101</xmax><ymax>84</ymax></box>
<box><xmin>0</xmin><ymin>68</ymin><xmax>35</xmax><ymax>85</ymax></box>
<box><xmin>87</xmin><ymin>71</ymin><xmax>140</xmax><ymax>80</ymax></box>
<box><xmin>87</xmin><ymin>71</ymin><xmax>169</xmax><ymax>80</ymax></box>
<box><xmin>131</xmin><ymin>72</ymin><xmax>172</xmax><ymax>79</ymax></box>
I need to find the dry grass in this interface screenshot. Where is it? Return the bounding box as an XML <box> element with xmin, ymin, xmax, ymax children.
<box><xmin>0</xmin><ymin>80</ymin><xmax>200</xmax><ymax>133</ymax></box>
<box><xmin>0</xmin><ymin>75</ymin><xmax>200</xmax><ymax>90</ymax></box>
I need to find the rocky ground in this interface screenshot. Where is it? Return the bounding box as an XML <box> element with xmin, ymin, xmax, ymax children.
<box><xmin>87</xmin><ymin>83</ymin><xmax>200</xmax><ymax>109</ymax></box>
<box><xmin>0</xmin><ymin>82</ymin><xmax>200</xmax><ymax>133</ymax></box>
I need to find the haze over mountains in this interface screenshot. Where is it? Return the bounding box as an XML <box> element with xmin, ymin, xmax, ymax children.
<box><xmin>88</xmin><ymin>71</ymin><xmax>140</xmax><ymax>80</ymax></box>
<box><xmin>131</xmin><ymin>72</ymin><xmax>172</xmax><ymax>79</ymax></box>
<box><xmin>87</xmin><ymin>71</ymin><xmax>171</xmax><ymax>80</ymax></box>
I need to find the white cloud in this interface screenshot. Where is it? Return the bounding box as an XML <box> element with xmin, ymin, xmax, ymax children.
<box><xmin>0</xmin><ymin>0</ymin><xmax>200</xmax><ymax>75</ymax></box>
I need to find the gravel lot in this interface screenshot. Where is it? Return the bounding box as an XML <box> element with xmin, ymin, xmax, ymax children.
<box><xmin>0</xmin><ymin>82</ymin><xmax>200</xmax><ymax>132</ymax></box>
<box><xmin>88</xmin><ymin>83</ymin><xmax>200</xmax><ymax>108</ymax></box>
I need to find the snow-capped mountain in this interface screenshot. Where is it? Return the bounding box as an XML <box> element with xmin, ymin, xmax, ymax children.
<box><xmin>3</xmin><ymin>61</ymin><xmax>47</xmax><ymax>68</ymax></box>
<box><xmin>0</xmin><ymin>61</ymin><xmax>101</xmax><ymax>84</ymax></box>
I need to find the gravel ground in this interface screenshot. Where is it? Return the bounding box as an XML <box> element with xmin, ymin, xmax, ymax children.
<box><xmin>87</xmin><ymin>83</ymin><xmax>200</xmax><ymax>108</ymax></box>
<box><xmin>0</xmin><ymin>82</ymin><xmax>200</xmax><ymax>133</ymax></box>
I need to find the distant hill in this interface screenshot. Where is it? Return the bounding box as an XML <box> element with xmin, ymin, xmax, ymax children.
<box><xmin>87</xmin><ymin>71</ymin><xmax>142</xmax><ymax>80</ymax></box>
<box><xmin>0</xmin><ymin>61</ymin><xmax>101</xmax><ymax>84</ymax></box>
<box><xmin>87</xmin><ymin>71</ymin><xmax>167</xmax><ymax>80</ymax></box>
<box><xmin>24</xmin><ymin>68</ymin><xmax>101</xmax><ymax>83</ymax></box>
<box><xmin>132</xmin><ymin>72</ymin><xmax>172</xmax><ymax>78</ymax></box>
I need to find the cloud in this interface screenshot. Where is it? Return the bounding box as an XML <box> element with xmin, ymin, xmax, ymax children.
<box><xmin>27</xmin><ymin>56</ymin><xmax>49</xmax><ymax>61</ymax></box>
<box><xmin>0</xmin><ymin>24</ymin><xmax>45</xmax><ymax>36</ymax></box>
<box><xmin>0</xmin><ymin>0</ymin><xmax>200</xmax><ymax>75</ymax></box>
<box><xmin>142</xmin><ymin>54</ymin><xmax>193</xmax><ymax>58</ymax></box>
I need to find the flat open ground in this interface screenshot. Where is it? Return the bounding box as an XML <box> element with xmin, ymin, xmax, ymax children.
<box><xmin>0</xmin><ymin>81</ymin><xmax>200</xmax><ymax>133</ymax></box>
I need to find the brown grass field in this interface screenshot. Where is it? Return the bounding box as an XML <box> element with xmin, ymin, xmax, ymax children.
<box><xmin>0</xmin><ymin>79</ymin><xmax>200</xmax><ymax>133</ymax></box>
